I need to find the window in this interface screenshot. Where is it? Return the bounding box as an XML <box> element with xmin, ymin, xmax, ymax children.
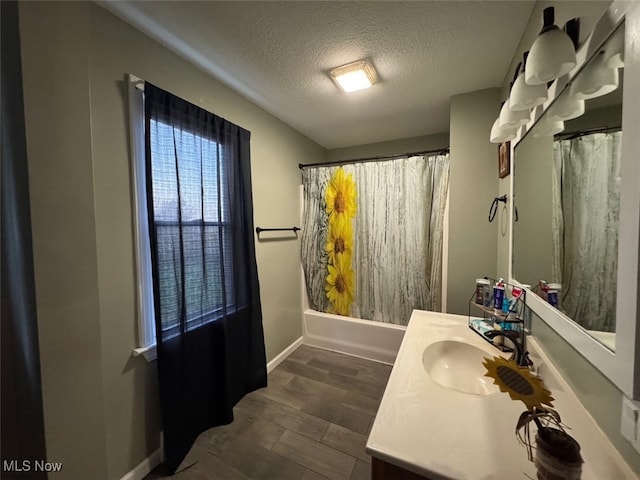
<box><xmin>148</xmin><ymin>119</ymin><xmax>236</xmax><ymax>338</ymax></box>
<box><xmin>128</xmin><ymin>75</ymin><xmax>246</xmax><ymax>360</ymax></box>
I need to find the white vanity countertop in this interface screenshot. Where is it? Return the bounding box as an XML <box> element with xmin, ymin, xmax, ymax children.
<box><xmin>365</xmin><ymin>310</ymin><xmax>638</xmax><ymax>479</ymax></box>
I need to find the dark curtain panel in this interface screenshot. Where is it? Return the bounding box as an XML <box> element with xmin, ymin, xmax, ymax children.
<box><xmin>1</xmin><ymin>2</ymin><xmax>48</xmax><ymax>479</ymax></box>
<box><xmin>144</xmin><ymin>83</ymin><xmax>267</xmax><ymax>473</ymax></box>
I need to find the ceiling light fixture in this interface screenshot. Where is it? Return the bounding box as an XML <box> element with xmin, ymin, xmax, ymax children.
<box><xmin>329</xmin><ymin>60</ymin><xmax>378</xmax><ymax>93</ymax></box>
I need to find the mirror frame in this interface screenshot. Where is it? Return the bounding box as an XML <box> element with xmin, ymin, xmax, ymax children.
<box><xmin>508</xmin><ymin>0</ymin><xmax>640</xmax><ymax>399</ymax></box>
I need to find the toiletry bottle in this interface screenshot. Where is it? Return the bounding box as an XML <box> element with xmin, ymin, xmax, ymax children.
<box><xmin>493</xmin><ymin>282</ymin><xmax>505</xmax><ymax>314</ymax></box>
<box><xmin>475</xmin><ymin>278</ymin><xmax>491</xmax><ymax>306</ymax></box>
<box><xmin>547</xmin><ymin>283</ymin><xmax>562</xmax><ymax>309</ymax></box>
<box><xmin>502</xmin><ymin>294</ymin><xmax>510</xmax><ymax>314</ymax></box>
<box><xmin>538</xmin><ymin>280</ymin><xmax>549</xmax><ymax>302</ymax></box>
<box><xmin>505</xmin><ymin>299</ymin><xmax>518</xmax><ymax>323</ymax></box>
<box><xmin>511</xmin><ymin>286</ymin><xmax>523</xmax><ymax>301</ymax></box>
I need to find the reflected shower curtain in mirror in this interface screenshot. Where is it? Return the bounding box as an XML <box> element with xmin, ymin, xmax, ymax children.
<box><xmin>301</xmin><ymin>154</ymin><xmax>450</xmax><ymax>325</ymax></box>
<box><xmin>552</xmin><ymin>132</ymin><xmax>621</xmax><ymax>332</ymax></box>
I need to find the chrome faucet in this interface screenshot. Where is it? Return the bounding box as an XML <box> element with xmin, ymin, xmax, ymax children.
<box><xmin>484</xmin><ymin>330</ymin><xmax>532</xmax><ymax>368</ymax></box>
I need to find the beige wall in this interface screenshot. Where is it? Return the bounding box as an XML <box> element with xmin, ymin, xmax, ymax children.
<box><xmin>448</xmin><ymin>88</ymin><xmax>501</xmax><ymax>315</ymax></box>
<box><xmin>326</xmin><ymin>133</ymin><xmax>449</xmax><ymax>162</ymax></box>
<box><xmin>19</xmin><ymin>3</ymin><xmax>110</xmax><ymax>479</ymax></box>
<box><xmin>19</xmin><ymin>2</ymin><xmax>324</xmax><ymax>479</ymax></box>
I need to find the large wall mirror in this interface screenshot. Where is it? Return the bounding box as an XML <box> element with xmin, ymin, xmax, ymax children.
<box><xmin>511</xmin><ymin>1</ymin><xmax>640</xmax><ymax>399</ymax></box>
<box><xmin>514</xmin><ymin>23</ymin><xmax>623</xmax><ymax>351</ymax></box>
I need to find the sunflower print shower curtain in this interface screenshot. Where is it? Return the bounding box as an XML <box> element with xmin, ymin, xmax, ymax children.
<box><xmin>301</xmin><ymin>154</ymin><xmax>450</xmax><ymax>325</ymax></box>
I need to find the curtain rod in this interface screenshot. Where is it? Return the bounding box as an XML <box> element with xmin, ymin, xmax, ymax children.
<box><xmin>555</xmin><ymin>125</ymin><xmax>621</xmax><ymax>140</ymax></box>
<box><xmin>298</xmin><ymin>147</ymin><xmax>450</xmax><ymax>170</ymax></box>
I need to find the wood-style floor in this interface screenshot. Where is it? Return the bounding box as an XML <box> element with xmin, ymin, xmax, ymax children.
<box><xmin>144</xmin><ymin>345</ymin><xmax>392</xmax><ymax>480</ymax></box>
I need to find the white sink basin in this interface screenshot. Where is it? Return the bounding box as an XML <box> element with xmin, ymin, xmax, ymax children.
<box><xmin>422</xmin><ymin>340</ymin><xmax>499</xmax><ymax>396</ymax></box>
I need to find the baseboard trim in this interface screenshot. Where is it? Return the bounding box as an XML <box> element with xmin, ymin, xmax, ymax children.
<box><xmin>267</xmin><ymin>336</ymin><xmax>303</xmax><ymax>373</ymax></box>
<box><xmin>120</xmin><ymin>442</ymin><xmax>163</xmax><ymax>480</ymax></box>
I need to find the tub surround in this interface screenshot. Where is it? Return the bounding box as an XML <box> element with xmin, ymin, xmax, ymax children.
<box><xmin>366</xmin><ymin>310</ymin><xmax>636</xmax><ymax>479</ymax></box>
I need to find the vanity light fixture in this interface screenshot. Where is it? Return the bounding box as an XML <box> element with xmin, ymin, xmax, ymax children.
<box><xmin>605</xmin><ymin>29</ymin><xmax>625</xmax><ymax>69</ymax></box>
<box><xmin>499</xmin><ymin>99</ymin><xmax>530</xmax><ymax>130</ymax></box>
<box><xmin>533</xmin><ymin>119</ymin><xmax>565</xmax><ymax>138</ymax></box>
<box><xmin>547</xmin><ymin>94</ymin><xmax>585</xmax><ymax>122</ymax></box>
<box><xmin>490</xmin><ymin>117</ymin><xmax>517</xmax><ymax>144</ymax></box>
<box><xmin>569</xmin><ymin>50</ymin><xmax>619</xmax><ymax>100</ymax></box>
<box><xmin>329</xmin><ymin>59</ymin><xmax>378</xmax><ymax>93</ymax></box>
<box><xmin>510</xmin><ymin>52</ymin><xmax>548</xmax><ymax>111</ymax></box>
<box><xmin>525</xmin><ymin>7</ymin><xmax>577</xmax><ymax>85</ymax></box>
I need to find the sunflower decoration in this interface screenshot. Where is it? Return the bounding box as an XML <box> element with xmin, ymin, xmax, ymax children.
<box><xmin>324</xmin><ymin>168</ymin><xmax>357</xmax><ymax>316</ymax></box>
<box><xmin>325</xmin><ymin>215</ymin><xmax>353</xmax><ymax>265</ymax></box>
<box><xmin>325</xmin><ymin>168</ymin><xmax>357</xmax><ymax>219</ymax></box>
<box><xmin>325</xmin><ymin>253</ymin><xmax>355</xmax><ymax>316</ymax></box>
<box><xmin>483</xmin><ymin>355</ymin><xmax>574</xmax><ymax>463</ymax></box>
<box><xmin>482</xmin><ymin>356</ymin><xmax>554</xmax><ymax>411</ymax></box>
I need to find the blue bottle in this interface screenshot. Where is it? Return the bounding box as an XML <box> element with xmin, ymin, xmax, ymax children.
<box><xmin>502</xmin><ymin>295</ymin><xmax>510</xmax><ymax>314</ymax></box>
<box><xmin>493</xmin><ymin>284</ymin><xmax>505</xmax><ymax>313</ymax></box>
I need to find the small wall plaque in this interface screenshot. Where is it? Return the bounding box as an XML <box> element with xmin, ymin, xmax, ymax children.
<box><xmin>498</xmin><ymin>141</ymin><xmax>511</xmax><ymax>179</ymax></box>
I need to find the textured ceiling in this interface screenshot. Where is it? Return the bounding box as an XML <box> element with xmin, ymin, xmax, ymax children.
<box><xmin>100</xmin><ymin>1</ymin><xmax>537</xmax><ymax>149</ymax></box>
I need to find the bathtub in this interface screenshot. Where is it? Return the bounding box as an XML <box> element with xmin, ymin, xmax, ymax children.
<box><xmin>302</xmin><ymin>308</ymin><xmax>406</xmax><ymax>365</ymax></box>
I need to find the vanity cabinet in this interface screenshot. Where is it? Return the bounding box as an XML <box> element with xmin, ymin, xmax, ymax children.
<box><xmin>371</xmin><ymin>457</ymin><xmax>431</xmax><ymax>480</ymax></box>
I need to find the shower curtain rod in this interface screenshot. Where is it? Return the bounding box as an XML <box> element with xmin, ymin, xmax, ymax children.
<box><xmin>555</xmin><ymin>125</ymin><xmax>622</xmax><ymax>140</ymax></box>
<box><xmin>298</xmin><ymin>146</ymin><xmax>450</xmax><ymax>170</ymax></box>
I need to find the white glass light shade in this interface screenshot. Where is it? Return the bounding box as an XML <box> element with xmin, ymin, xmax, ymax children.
<box><xmin>533</xmin><ymin>119</ymin><xmax>565</xmax><ymax>138</ymax></box>
<box><xmin>510</xmin><ymin>72</ymin><xmax>548</xmax><ymax>111</ymax></box>
<box><xmin>605</xmin><ymin>29</ymin><xmax>625</xmax><ymax>69</ymax></box>
<box><xmin>525</xmin><ymin>28</ymin><xmax>577</xmax><ymax>85</ymax></box>
<box><xmin>499</xmin><ymin>100</ymin><xmax>530</xmax><ymax>129</ymax></box>
<box><xmin>606</xmin><ymin>51</ymin><xmax>625</xmax><ymax>70</ymax></box>
<box><xmin>570</xmin><ymin>52</ymin><xmax>619</xmax><ymax>100</ymax></box>
<box><xmin>490</xmin><ymin>118</ymin><xmax>517</xmax><ymax>144</ymax></box>
<box><xmin>547</xmin><ymin>95</ymin><xmax>585</xmax><ymax>122</ymax></box>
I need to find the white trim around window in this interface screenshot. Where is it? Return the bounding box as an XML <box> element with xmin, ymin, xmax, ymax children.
<box><xmin>128</xmin><ymin>73</ymin><xmax>157</xmax><ymax>362</ymax></box>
